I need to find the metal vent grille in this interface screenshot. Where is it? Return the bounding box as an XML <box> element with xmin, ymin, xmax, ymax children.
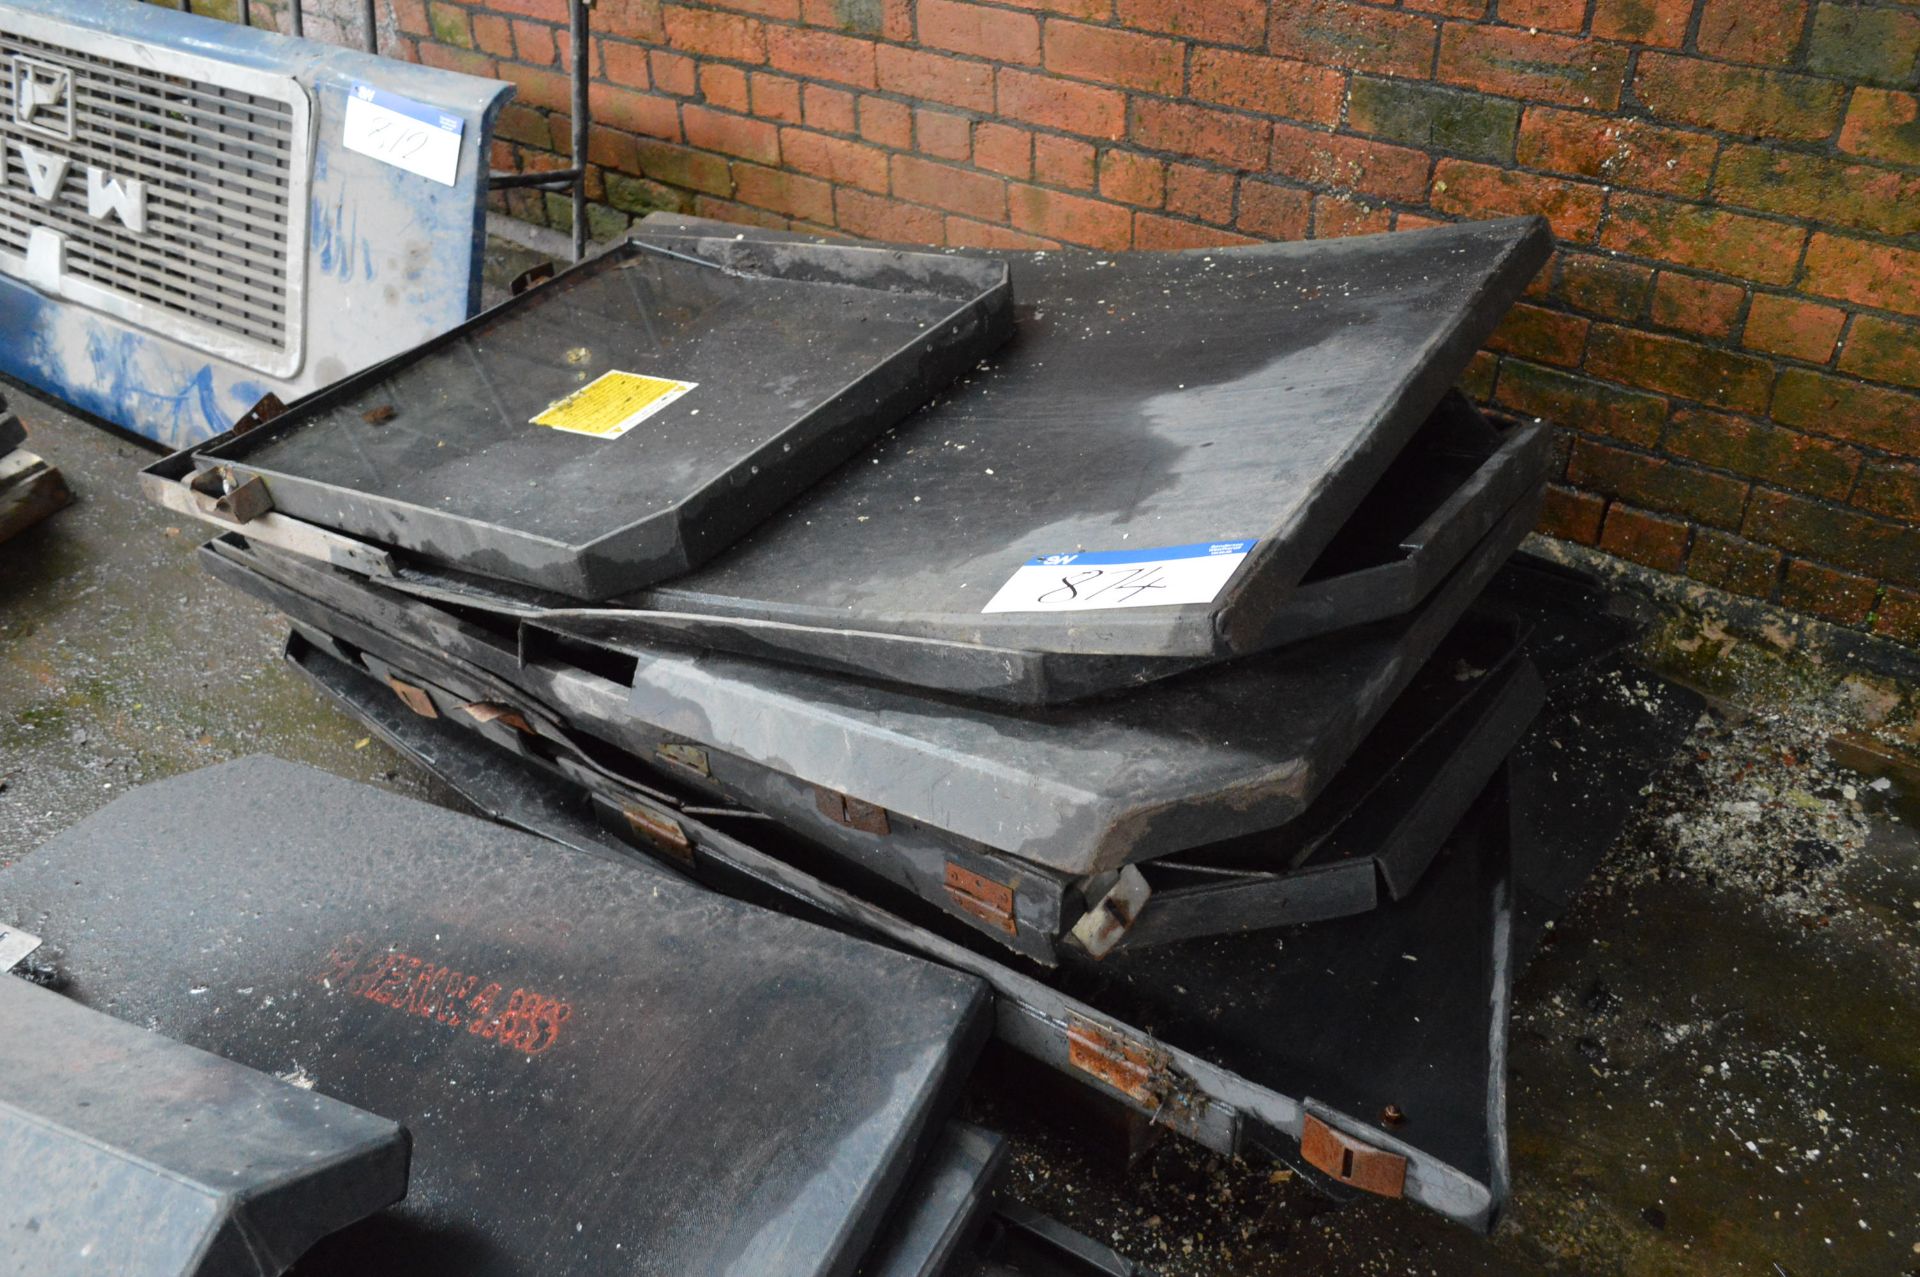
<box><xmin>0</xmin><ymin>28</ymin><xmax>309</xmax><ymax>373</ymax></box>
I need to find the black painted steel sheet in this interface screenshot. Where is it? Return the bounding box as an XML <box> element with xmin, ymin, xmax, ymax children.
<box><xmin>610</xmin><ymin>214</ymin><xmax>1548</xmax><ymax>660</ymax></box>
<box><xmin>194</xmin><ymin>235</ymin><xmax>1012</xmax><ymax>599</ymax></box>
<box><xmin>0</xmin><ymin>760</ymin><xmax>991</xmax><ymax>1277</ymax></box>
<box><xmin>0</xmin><ymin>977</ymin><xmax>408</xmax><ymax>1277</ymax></box>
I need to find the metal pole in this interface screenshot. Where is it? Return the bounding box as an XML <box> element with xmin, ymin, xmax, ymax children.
<box><xmin>569</xmin><ymin>0</ymin><xmax>590</xmax><ymax>263</ymax></box>
<box><xmin>239</xmin><ymin>0</ymin><xmax>250</xmax><ymax>25</ymax></box>
<box><xmin>289</xmin><ymin>0</ymin><xmax>303</xmax><ymax>37</ymax></box>
<box><xmin>363</xmin><ymin>0</ymin><xmax>378</xmax><ymax>53</ymax></box>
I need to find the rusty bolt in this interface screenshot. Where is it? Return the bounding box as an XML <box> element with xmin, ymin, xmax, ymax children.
<box><xmin>1380</xmin><ymin>1104</ymin><xmax>1406</xmax><ymax>1128</ymax></box>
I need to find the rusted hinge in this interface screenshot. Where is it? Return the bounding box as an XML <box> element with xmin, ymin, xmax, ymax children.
<box><xmin>622</xmin><ymin>802</ymin><xmax>694</xmax><ymax>867</ymax></box>
<box><xmin>813</xmin><ymin>786</ymin><xmax>889</xmax><ymax>835</ymax></box>
<box><xmin>231</xmin><ymin>392</ymin><xmax>286</xmax><ymax>435</ymax></box>
<box><xmin>1299</xmin><ymin>1114</ymin><xmax>1407</xmax><ymax>1200</ymax></box>
<box><xmin>944</xmin><ymin>862</ymin><xmax>1017</xmax><ymax>936</ymax></box>
<box><xmin>655</xmin><ymin>743</ymin><xmax>710</xmax><ymax>776</ymax></box>
<box><xmin>1065</xmin><ymin>1013</ymin><xmax>1170</xmax><ymax>1111</ymax></box>
<box><xmin>187</xmin><ymin>466</ymin><xmax>273</xmax><ymax>524</ymax></box>
<box><xmin>461</xmin><ymin>702</ymin><xmax>534</xmax><ymax>734</ymax></box>
<box><xmin>1069</xmin><ymin>865</ymin><xmax>1151</xmax><ymax>960</ymax></box>
<box><xmin>386</xmin><ymin>676</ymin><xmax>438</xmax><ymax>719</ymax></box>
<box><xmin>510</xmin><ymin>260</ymin><xmax>556</xmax><ymax>296</ymax></box>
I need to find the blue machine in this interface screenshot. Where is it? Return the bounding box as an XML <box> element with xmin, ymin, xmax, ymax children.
<box><xmin>0</xmin><ymin>0</ymin><xmax>510</xmax><ymax>447</ymax></box>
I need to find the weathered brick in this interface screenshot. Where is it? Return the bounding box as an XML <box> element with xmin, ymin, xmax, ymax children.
<box><xmin>1165</xmin><ymin>163</ymin><xmax>1235</xmax><ymax>223</ymax></box>
<box><xmin>1044</xmin><ymin>21</ymin><xmax>1184</xmax><ymax>95</ymax></box>
<box><xmin>781</xmin><ymin>127</ymin><xmax>889</xmax><ymax>190</ymax></box>
<box><xmin>603</xmin><ymin>41</ymin><xmax>651</xmax><ymax>89</ymax></box>
<box><xmin>732</xmin><ymin>163</ymin><xmax>835</xmax><ymax>222</ymax></box>
<box><xmin>1461</xmin><ymin>349</ymin><xmax>1499</xmax><ymax>400</ymax></box>
<box><xmin>599</xmin><ymin>0</ymin><xmax>666</xmax><ymax>39</ymax></box>
<box><xmin>1838</xmin><ymin>90</ymin><xmax>1920</xmax><ymax>168</ymax></box>
<box><xmin>874</xmin><ymin>46</ymin><xmax>994</xmax><ymax>112</ymax></box>
<box><xmin>473</xmin><ymin>12</ymin><xmax>515</xmax><ymax>56</ymax></box>
<box><xmin>1237</xmin><ymin>179</ymin><xmax>1312</xmax><ymax>239</ymax></box>
<box><xmin>701</xmin><ymin>64</ymin><xmax>750</xmax><ymax>113</ymax></box>
<box><xmin>589</xmin><ymin>84</ymin><xmax>684</xmax><ymax>140</ymax></box>
<box><xmin>709</xmin><ymin>0</ymin><xmax>800</xmax><ymax>19</ymax></box>
<box><xmin>1805</xmin><ymin>233</ymin><xmax>1920</xmax><ymax>321</ymax></box>
<box><xmin>1590</xmin><ymin>0</ymin><xmax>1692</xmax><ymax>45</ymax></box>
<box><xmin>893</xmin><ymin>154</ymin><xmax>1006</xmax><ymax>220</ymax></box>
<box><xmin>766</xmin><ymin>25</ymin><xmax>877</xmax><ymax>87</ymax></box>
<box><xmin>1688</xmin><ymin>528</ymin><xmax>1782</xmax><ymax>598</ymax></box>
<box><xmin>633</xmin><ymin>137</ymin><xmax>734</xmax><ymax>195</ymax></box>
<box><xmin>1098</xmin><ymin>150</ymin><xmax>1164</xmax><ymax>206</ymax></box>
<box><xmin>418</xmin><ymin>43</ymin><xmax>497</xmax><ymax>77</ymax></box>
<box><xmin>1488</xmin><ymin>302</ymin><xmax>1590</xmax><ymax>367</ymax></box>
<box><xmin>1772</xmin><ymin>368</ymin><xmax>1920</xmax><ymax>456</ymax></box>
<box><xmin>651</xmin><ymin>51</ymin><xmax>698</xmax><ymax>96</ymax></box>
<box><xmin>1540</xmin><ymin>483</ymin><xmax>1608</xmax><ymax>544</ymax></box>
<box><xmin>1665</xmin><ymin>408</ymin><xmax>1861</xmax><ymax>499</ymax></box>
<box><xmin>1715</xmin><ymin>145</ymin><xmax>1920</xmax><ymax>238</ymax></box>
<box><xmin>1494</xmin><ymin>360</ymin><xmax>1670</xmax><ymax>445</ymax></box>
<box><xmin>587</xmin><ymin>126</ymin><xmax>642</xmax><ymax>176</ymax></box>
<box><xmin>915</xmin><ymin>109</ymin><xmax>972</xmax><ymax>161</ymax></box>
<box><xmin>1437</xmin><ymin>26</ymin><xmax>1630</xmax><ymax>110</ymax></box>
<box><xmin>1189</xmin><ymin>49</ymin><xmax>1345</xmax><ymax>126</ymax></box>
<box><xmin>1034</xmin><ymin>133</ymin><xmax>1097</xmax><ymax>188</ymax></box>
<box><xmin>1118</xmin><ymin>0</ymin><xmax>1266</xmax><ymax>47</ymax></box>
<box><xmin>974</xmin><ymin>122</ymin><xmax>1033</xmax><ymax>177</ymax></box>
<box><xmin>1431</xmin><ymin>158</ymin><xmax>1602</xmax><ymax>241</ymax></box>
<box><xmin>1497</xmin><ymin>0</ymin><xmax>1586</xmax><ymax>34</ymax></box>
<box><xmin>859</xmin><ymin>95</ymin><xmax>911</xmax><ymax>148</ymax></box>
<box><xmin>1837</xmin><ymin>315</ymin><xmax>1920</xmax><ymax>391</ymax></box>
<box><xmin>1587</xmin><ymin>324</ymin><xmax>1774</xmax><ymax>411</ymax></box>
<box><xmin>691</xmin><ymin>192</ymin><xmax>791</xmax><ymax>232</ymax></box>
<box><xmin>1348</xmin><ymin>78</ymin><xmax>1520</xmax><ymax>163</ymax></box>
<box><xmin>835</xmin><ymin>188</ymin><xmax>945</xmax><ymax>241</ymax></box>
<box><xmin>493</xmin><ymin>104</ymin><xmax>550</xmax><ymax>148</ymax></box>
<box><xmin>1650</xmin><ymin>273</ymin><xmax>1746</xmax><ymax>341</ymax></box>
<box><xmin>1135</xmin><ymin>101</ymin><xmax>1271</xmax><ymax>169</ymax></box>
<box><xmin>1743</xmin><ymin>294</ymin><xmax>1845</xmax><ymax>364</ymax></box>
<box><xmin>1313</xmin><ymin>193</ymin><xmax>1394</xmax><ymax>238</ymax></box>
<box><xmin>1633</xmin><ymin>54</ymin><xmax>1845</xmax><ymax>142</ymax></box>
<box><xmin>1515</xmin><ymin>108</ymin><xmax>1716</xmax><ymax>199</ymax></box>
<box><xmin>1600</xmin><ymin>504</ymin><xmax>1690</xmax><ymax>572</ymax></box>
<box><xmin>1855</xmin><ymin>460</ymin><xmax>1920</xmax><ymax>523</ymax></box>
<box><xmin>1808</xmin><ymin>3</ymin><xmax>1920</xmax><ymax>87</ymax></box>
<box><xmin>1554</xmin><ymin>252</ymin><xmax>1653</xmax><ymax>321</ymax></box>
<box><xmin>1569</xmin><ymin>439</ymin><xmax>1751</xmax><ymax>529</ymax></box>
<box><xmin>662</xmin><ymin>6</ymin><xmax>766</xmax><ymax>62</ymax></box>
<box><xmin>428</xmin><ymin>2</ymin><xmax>471</xmax><ymax>47</ymax></box>
<box><xmin>1269</xmin><ymin>0</ymin><xmax>1438</xmax><ymax>79</ymax></box>
<box><xmin>1007</xmin><ymin>182</ymin><xmax>1132</xmax><ymax>248</ymax></box>
<box><xmin>683</xmin><ymin>104</ymin><xmax>779</xmax><ymax>162</ymax></box>
<box><xmin>999</xmin><ymin>68</ymin><xmax>1126</xmax><ymax>139</ymax></box>
<box><xmin>1780</xmin><ymin>559</ymin><xmax>1878</xmax><ymax>624</ymax></box>
<box><xmin>946</xmin><ymin>216</ymin><xmax>1058</xmax><ymax>249</ymax></box>
<box><xmin>1696</xmin><ymin>0</ymin><xmax>1806</xmax><ymax>64</ymax></box>
<box><xmin>1600</xmin><ymin>195</ymin><xmax>1807</xmax><ymax>287</ymax></box>
<box><xmin>919</xmin><ymin>0</ymin><xmax>1039</xmax><ymax>63</ymax></box>
<box><xmin>1133</xmin><ymin>212</ymin><xmax>1260</xmax><ymax>249</ymax></box>
<box><xmin>1873</xmin><ymin>587</ymin><xmax>1920</xmax><ymax>643</ymax></box>
<box><xmin>514</xmin><ymin>20</ymin><xmax>559</xmax><ymax>65</ymax></box>
<box><xmin>1405</xmin><ymin>0</ymin><xmax>1490</xmax><ymax>15</ymax></box>
<box><xmin>803</xmin><ymin>84</ymin><xmax>857</xmax><ymax>133</ymax></box>
<box><xmin>1272</xmin><ymin>124</ymin><xmax>1431</xmax><ymax>201</ymax></box>
<box><xmin>981</xmin><ymin>0</ymin><xmax>1109</xmax><ymax>18</ymax></box>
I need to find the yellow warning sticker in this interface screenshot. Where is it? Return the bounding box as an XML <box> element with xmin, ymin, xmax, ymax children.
<box><xmin>531</xmin><ymin>370</ymin><xmax>697</xmax><ymax>439</ymax></box>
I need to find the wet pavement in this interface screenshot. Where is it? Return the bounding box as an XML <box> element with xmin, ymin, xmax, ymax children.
<box><xmin>3</xmin><ymin>306</ymin><xmax>1917</xmax><ymax>1275</ymax></box>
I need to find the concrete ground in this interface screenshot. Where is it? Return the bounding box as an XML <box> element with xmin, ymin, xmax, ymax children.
<box><xmin>3</xmin><ymin>358</ymin><xmax>1917</xmax><ymax>1274</ymax></box>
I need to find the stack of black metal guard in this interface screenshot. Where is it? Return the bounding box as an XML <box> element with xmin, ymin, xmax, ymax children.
<box><xmin>124</xmin><ymin>212</ymin><xmax>1704</xmax><ymax>1247</ymax></box>
<box><xmin>0</xmin><ymin>392</ymin><xmax>72</xmax><ymax>545</ymax></box>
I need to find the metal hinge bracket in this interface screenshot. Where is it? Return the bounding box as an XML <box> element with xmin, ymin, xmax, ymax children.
<box><xmin>944</xmin><ymin>862</ymin><xmax>1017</xmax><ymax>936</ymax></box>
<box><xmin>1299</xmin><ymin>1114</ymin><xmax>1407</xmax><ymax>1199</ymax></box>
<box><xmin>813</xmin><ymin>786</ymin><xmax>889</xmax><ymax>835</ymax></box>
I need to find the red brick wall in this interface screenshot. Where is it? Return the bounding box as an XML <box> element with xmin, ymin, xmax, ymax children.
<box><xmin>315</xmin><ymin>0</ymin><xmax>1920</xmax><ymax>642</ymax></box>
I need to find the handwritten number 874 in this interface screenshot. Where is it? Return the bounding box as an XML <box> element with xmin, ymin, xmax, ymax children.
<box><xmin>1037</xmin><ymin>566</ymin><xmax>1168</xmax><ymax>604</ymax></box>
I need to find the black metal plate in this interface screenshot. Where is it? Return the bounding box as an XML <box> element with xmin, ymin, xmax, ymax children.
<box><xmin>616</xmin><ymin>214</ymin><xmax>1549</xmax><ymax>659</ymax></box>
<box><xmin>0</xmin><ymin>977</ymin><xmax>408</xmax><ymax>1277</ymax></box>
<box><xmin>196</xmin><ymin>236</ymin><xmax>1012</xmax><ymax>599</ymax></box>
<box><xmin>0</xmin><ymin>759</ymin><xmax>992</xmax><ymax>1277</ymax></box>
<box><xmin>382</xmin><ymin>388</ymin><xmax>1548</xmax><ymax>705</ymax></box>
